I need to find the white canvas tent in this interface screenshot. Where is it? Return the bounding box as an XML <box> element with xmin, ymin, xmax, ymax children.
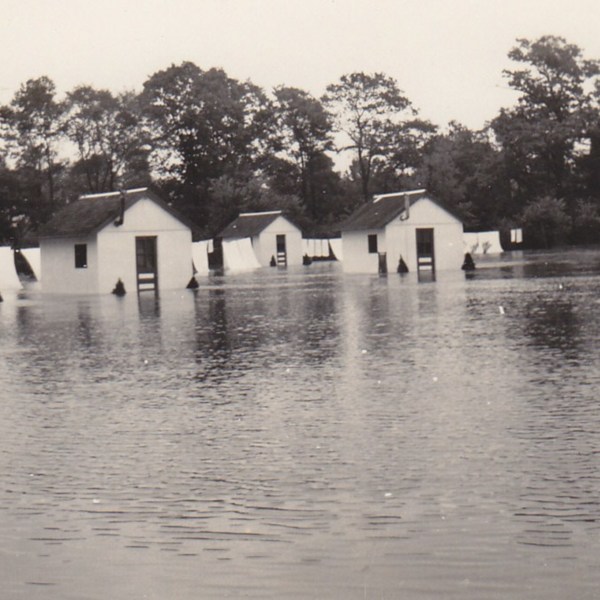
<box><xmin>302</xmin><ymin>238</ymin><xmax>332</xmax><ymax>259</ymax></box>
<box><xmin>222</xmin><ymin>238</ymin><xmax>261</xmax><ymax>272</ymax></box>
<box><xmin>302</xmin><ymin>238</ymin><xmax>310</xmax><ymax>257</ymax></box>
<box><xmin>317</xmin><ymin>239</ymin><xmax>329</xmax><ymax>258</ymax></box>
<box><xmin>21</xmin><ymin>248</ymin><xmax>42</xmax><ymax>281</ymax></box>
<box><xmin>328</xmin><ymin>239</ymin><xmax>343</xmax><ymax>261</ymax></box>
<box><xmin>191</xmin><ymin>241</ymin><xmax>210</xmax><ymax>276</ymax></box>
<box><xmin>463</xmin><ymin>231</ymin><xmax>504</xmax><ymax>254</ymax></box>
<box><xmin>0</xmin><ymin>247</ymin><xmax>22</xmax><ymax>290</ymax></box>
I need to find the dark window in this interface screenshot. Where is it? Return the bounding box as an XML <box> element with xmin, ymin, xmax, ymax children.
<box><xmin>74</xmin><ymin>244</ymin><xmax>87</xmax><ymax>269</ymax></box>
<box><xmin>368</xmin><ymin>234</ymin><xmax>378</xmax><ymax>254</ymax></box>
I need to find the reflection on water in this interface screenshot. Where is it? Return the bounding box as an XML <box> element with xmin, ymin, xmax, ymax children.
<box><xmin>1</xmin><ymin>250</ymin><xmax>600</xmax><ymax>599</ymax></box>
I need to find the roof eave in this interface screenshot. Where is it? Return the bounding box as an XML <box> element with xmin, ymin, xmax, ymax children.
<box><xmin>38</xmin><ymin>228</ymin><xmax>97</xmax><ymax>240</ymax></box>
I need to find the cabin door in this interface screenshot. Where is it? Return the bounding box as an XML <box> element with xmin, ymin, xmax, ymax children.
<box><xmin>416</xmin><ymin>228</ymin><xmax>435</xmax><ymax>281</ymax></box>
<box><xmin>276</xmin><ymin>234</ymin><xmax>287</xmax><ymax>266</ymax></box>
<box><xmin>136</xmin><ymin>236</ymin><xmax>158</xmax><ymax>293</ymax></box>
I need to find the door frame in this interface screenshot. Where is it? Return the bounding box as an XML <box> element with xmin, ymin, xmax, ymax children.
<box><xmin>415</xmin><ymin>228</ymin><xmax>435</xmax><ymax>280</ymax></box>
<box><xmin>135</xmin><ymin>235</ymin><xmax>158</xmax><ymax>293</ymax></box>
<box><xmin>275</xmin><ymin>234</ymin><xmax>287</xmax><ymax>266</ymax></box>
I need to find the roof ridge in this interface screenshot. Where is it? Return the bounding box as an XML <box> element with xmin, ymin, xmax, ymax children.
<box><xmin>373</xmin><ymin>189</ymin><xmax>426</xmax><ymax>203</ymax></box>
<box><xmin>80</xmin><ymin>187</ymin><xmax>149</xmax><ymax>199</ymax></box>
<box><xmin>238</xmin><ymin>210</ymin><xmax>282</xmax><ymax>216</ymax></box>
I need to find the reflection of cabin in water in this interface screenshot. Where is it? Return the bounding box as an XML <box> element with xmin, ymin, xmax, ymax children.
<box><xmin>38</xmin><ymin>187</ymin><xmax>194</xmax><ymax>294</ymax></box>
<box><xmin>218</xmin><ymin>210</ymin><xmax>303</xmax><ymax>267</ymax></box>
<box><xmin>339</xmin><ymin>189</ymin><xmax>464</xmax><ymax>276</ymax></box>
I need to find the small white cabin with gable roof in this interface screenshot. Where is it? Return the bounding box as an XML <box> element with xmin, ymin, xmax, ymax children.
<box><xmin>38</xmin><ymin>187</ymin><xmax>194</xmax><ymax>294</ymax></box>
<box><xmin>218</xmin><ymin>210</ymin><xmax>303</xmax><ymax>267</ymax></box>
<box><xmin>339</xmin><ymin>189</ymin><xmax>464</xmax><ymax>276</ymax></box>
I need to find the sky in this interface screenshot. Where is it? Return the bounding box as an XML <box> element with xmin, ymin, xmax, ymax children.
<box><xmin>2</xmin><ymin>0</ymin><xmax>600</xmax><ymax>131</ymax></box>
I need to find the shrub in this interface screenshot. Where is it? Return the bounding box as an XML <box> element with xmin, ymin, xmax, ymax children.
<box><xmin>521</xmin><ymin>196</ymin><xmax>571</xmax><ymax>248</ymax></box>
<box><xmin>572</xmin><ymin>199</ymin><xmax>600</xmax><ymax>245</ymax></box>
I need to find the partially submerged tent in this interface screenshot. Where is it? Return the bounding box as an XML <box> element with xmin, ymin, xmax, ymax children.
<box><xmin>222</xmin><ymin>238</ymin><xmax>261</xmax><ymax>272</ymax></box>
<box><xmin>328</xmin><ymin>239</ymin><xmax>343</xmax><ymax>261</ymax></box>
<box><xmin>302</xmin><ymin>238</ymin><xmax>331</xmax><ymax>259</ymax></box>
<box><xmin>0</xmin><ymin>247</ymin><xmax>22</xmax><ymax>291</ymax></box>
<box><xmin>191</xmin><ymin>241</ymin><xmax>210</xmax><ymax>276</ymax></box>
<box><xmin>463</xmin><ymin>231</ymin><xmax>504</xmax><ymax>254</ymax></box>
<box><xmin>20</xmin><ymin>248</ymin><xmax>42</xmax><ymax>281</ymax></box>
<box><xmin>218</xmin><ymin>210</ymin><xmax>303</xmax><ymax>267</ymax></box>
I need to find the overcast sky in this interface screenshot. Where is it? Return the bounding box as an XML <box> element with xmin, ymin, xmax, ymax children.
<box><xmin>2</xmin><ymin>0</ymin><xmax>600</xmax><ymax>130</ymax></box>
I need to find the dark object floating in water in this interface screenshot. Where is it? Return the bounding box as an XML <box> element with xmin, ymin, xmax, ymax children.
<box><xmin>186</xmin><ymin>276</ymin><xmax>199</xmax><ymax>289</ymax></box>
<box><xmin>112</xmin><ymin>278</ymin><xmax>126</xmax><ymax>296</ymax></box>
<box><xmin>397</xmin><ymin>255</ymin><xmax>409</xmax><ymax>274</ymax></box>
<box><xmin>462</xmin><ymin>252</ymin><xmax>476</xmax><ymax>271</ymax></box>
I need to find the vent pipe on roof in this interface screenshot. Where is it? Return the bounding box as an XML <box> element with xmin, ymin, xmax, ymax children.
<box><xmin>400</xmin><ymin>193</ymin><xmax>410</xmax><ymax>221</ymax></box>
<box><xmin>114</xmin><ymin>190</ymin><xmax>126</xmax><ymax>226</ymax></box>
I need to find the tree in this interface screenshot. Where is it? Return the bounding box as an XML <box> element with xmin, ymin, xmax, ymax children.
<box><xmin>208</xmin><ymin>174</ymin><xmax>303</xmax><ymax>236</ymax></box>
<box><xmin>572</xmin><ymin>198</ymin><xmax>600</xmax><ymax>244</ymax></box>
<box><xmin>271</xmin><ymin>86</ymin><xmax>334</xmax><ymax>220</ymax></box>
<box><xmin>419</xmin><ymin>123</ymin><xmax>511</xmax><ymax>230</ymax></box>
<box><xmin>63</xmin><ymin>86</ymin><xmax>150</xmax><ymax>193</ymax></box>
<box><xmin>0</xmin><ymin>159</ymin><xmax>23</xmax><ymax>244</ymax></box>
<box><xmin>265</xmin><ymin>151</ymin><xmax>345</xmax><ymax>228</ymax></box>
<box><xmin>141</xmin><ymin>62</ymin><xmax>275</xmax><ymax>226</ymax></box>
<box><xmin>369</xmin><ymin>118</ymin><xmax>437</xmax><ymax>192</ymax></box>
<box><xmin>492</xmin><ymin>36</ymin><xmax>600</xmax><ymax>206</ymax></box>
<box><xmin>323</xmin><ymin>72</ymin><xmax>414</xmax><ymax>201</ymax></box>
<box><xmin>0</xmin><ymin>76</ymin><xmax>65</xmax><ymax>225</ymax></box>
<box><xmin>577</xmin><ymin>80</ymin><xmax>600</xmax><ymax>200</ymax></box>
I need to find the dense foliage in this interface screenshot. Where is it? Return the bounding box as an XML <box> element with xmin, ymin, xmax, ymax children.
<box><xmin>1</xmin><ymin>35</ymin><xmax>600</xmax><ymax>247</ymax></box>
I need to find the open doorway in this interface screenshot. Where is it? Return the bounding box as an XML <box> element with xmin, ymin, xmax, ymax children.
<box><xmin>416</xmin><ymin>228</ymin><xmax>435</xmax><ymax>281</ymax></box>
<box><xmin>136</xmin><ymin>236</ymin><xmax>158</xmax><ymax>292</ymax></box>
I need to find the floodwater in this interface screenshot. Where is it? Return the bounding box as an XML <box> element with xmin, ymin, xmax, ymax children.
<box><xmin>1</xmin><ymin>248</ymin><xmax>600</xmax><ymax>599</ymax></box>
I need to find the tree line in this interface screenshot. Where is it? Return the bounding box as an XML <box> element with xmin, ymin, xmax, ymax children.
<box><xmin>1</xmin><ymin>35</ymin><xmax>600</xmax><ymax>248</ymax></box>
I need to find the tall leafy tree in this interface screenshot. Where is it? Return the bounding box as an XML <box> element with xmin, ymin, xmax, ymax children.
<box><xmin>492</xmin><ymin>36</ymin><xmax>600</xmax><ymax>206</ymax></box>
<box><xmin>141</xmin><ymin>62</ymin><xmax>275</xmax><ymax>226</ymax></box>
<box><xmin>266</xmin><ymin>151</ymin><xmax>346</xmax><ymax>228</ymax></box>
<box><xmin>0</xmin><ymin>76</ymin><xmax>65</xmax><ymax>225</ymax></box>
<box><xmin>0</xmin><ymin>159</ymin><xmax>22</xmax><ymax>243</ymax></box>
<box><xmin>322</xmin><ymin>72</ymin><xmax>414</xmax><ymax>201</ymax></box>
<box><xmin>419</xmin><ymin>123</ymin><xmax>510</xmax><ymax>230</ymax></box>
<box><xmin>369</xmin><ymin>118</ymin><xmax>437</xmax><ymax>192</ymax></box>
<box><xmin>208</xmin><ymin>173</ymin><xmax>304</xmax><ymax>235</ymax></box>
<box><xmin>63</xmin><ymin>86</ymin><xmax>150</xmax><ymax>193</ymax></box>
<box><xmin>271</xmin><ymin>86</ymin><xmax>335</xmax><ymax>220</ymax></box>
<box><xmin>577</xmin><ymin>80</ymin><xmax>600</xmax><ymax>201</ymax></box>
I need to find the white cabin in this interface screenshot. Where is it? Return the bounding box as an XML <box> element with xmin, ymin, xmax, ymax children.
<box><xmin>340</xmin><ymin>190</ymin><xmax>464</xmax><ymax>275</ymax></box>
<box><xmin>38</xmin><ymin>188</ymin><xmax>193</xmax><ymax>294</ymax></box>
<box><xmin>218</xmin><ymin>210</ymin><xmax>303</xmax><ymax>267</ymax></box>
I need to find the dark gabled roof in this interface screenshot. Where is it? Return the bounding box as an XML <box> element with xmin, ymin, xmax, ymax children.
<box><xmin>37</xmin><ymin>187</ymin><xmax>195</xmax><ymax>238</ymax></box>
<box><xmin>338</xmin><ymin>189</ymin><xmax>462</xmax><ymax>231</ymax></box>
<box><xmin>218</xmin><ymin>210</ymin><xmax>289</xmax><ymax>239</ymax></box>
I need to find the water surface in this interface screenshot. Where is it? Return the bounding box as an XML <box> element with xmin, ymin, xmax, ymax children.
<box><xmin>1</xmin><ymin>249</ymin><xmax>600</xmax><ymax>599</ymax></box>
